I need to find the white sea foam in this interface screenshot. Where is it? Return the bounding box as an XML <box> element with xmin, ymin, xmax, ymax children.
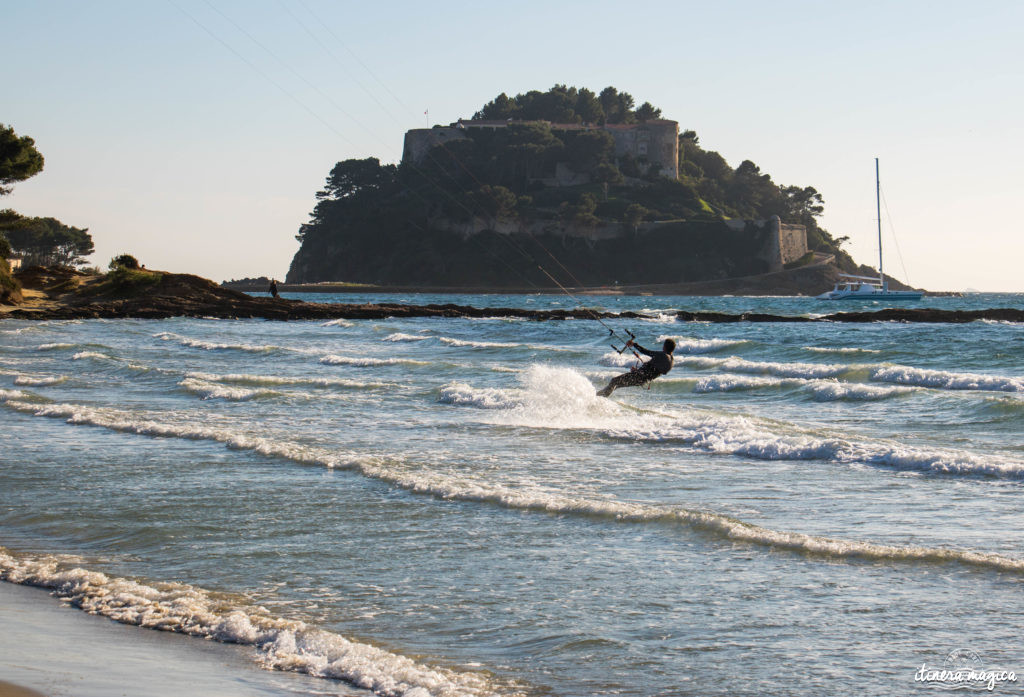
<box><xmin>37</xmin><ymin>342</ymin><xmax>76</xmax><ymax>350</ymax></box>
<box><xmin>185</xmin><ymin>372</ymin><xmax>393</xmax><ymax>390</ymax></box>
<box><xmin>13</xmin><ymin>375</ymin><xmax>68</xmax><ymax>386</ymax></box>
<box><xmin>319</xmin><ymin>355</ymin><xmax>430</xmax><ymax>367</ymax></box>
<box><xmin>178</xmin><ymin>378</ymin><xmax>274</xmax><ymax>401</ymax></box>
<box><xmin>439</xmin><ymin>338</ymin><xmax>529</xmax><ymax>349</ymax></box>
<box><xmin>657</xmin><ymin>336</ymin><xmax>749</xmax><ymax>354</ymax></box>
<box><xmin>155</xmin><ymin>332</ymin><xmax>282</xmax><ymax>354</ymax></box>
<box><xmin>804</xmin><ymin>346</ymin><xmax>881</xmax><ymax>355</ymax></box>
<box><xmin>809</xmin><ymin>381</ymin><xmax>911</xmax><ymax>402</ymax></box>
<box><xmin>321</xmin><ymin>318</ymin><xmax>354</xmax><ymax>327</ymax></box>
<box><xmin>598</xmin><ymin>351</ymin><xmax>644</xmax><ymax>368</ymax></box>
<box><xmin>870</xmin><ymin>365</ymin><xmax>1024</xmax><ymax>392</ymax></box>
<box><xmin>4</xmin><ymin>398</ymin><xmax>1024</xmax><ymax>574</ymax></box>
<box><xmin>678</xmin><ymin>355</ymin><xmax>1023</xmax><ymax>393</ymax></box>
<box><xmin>692</xmin><ymin>375</ymin><xmax>782</xmax><ymax>392</ymax></box>
<box><xmin>0</xmin><ymin>549</ymin><xmax>508</xmax><ymax>697</ymax></box>
<box><xmin>0</xmin><ymin>389</ymin><xmax>30</xmax><ymax>400</ymax></box>
<box><xmin>677</xmin><ymin>355</ymin><xmax>852</xmax><ymax>380</ymax></box>
<box><xmin>383</xmin><ymin>332</ymin><xmax>430</xmax><ymax>342</ymax></box>
<box><xmin>438</xmin><ymin>383</ymin><xmax>520</xmax><ymax>410</ymax></box>
<box><xmin>72</xmin><ymin>351</ymin><xmax>113</xmax><ymax>361</ymax></box>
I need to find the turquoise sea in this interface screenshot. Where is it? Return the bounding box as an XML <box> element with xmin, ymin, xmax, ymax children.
<box><xmin>1</xmin><ymin>293</ymin><xmax>1023</xmax><ymax>696</ymax></box>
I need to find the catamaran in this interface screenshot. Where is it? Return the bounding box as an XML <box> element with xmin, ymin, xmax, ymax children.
<box><xmin>818</xmin><ymin>159</ymin><xmax>923</xmax><ymax>300</ymax></box>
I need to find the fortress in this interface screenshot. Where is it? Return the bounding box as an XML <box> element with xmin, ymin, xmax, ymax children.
<box><xmin>403</xmin><ymin>118</ymin><xmax>680</xmax><ymax>184</ymax></box>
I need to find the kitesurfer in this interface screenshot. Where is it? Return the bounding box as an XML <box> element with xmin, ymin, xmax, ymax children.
<box><xmin>597</xmin><ymin>338</ymin><xmax>676</xmax><ymax>397</ymax></box>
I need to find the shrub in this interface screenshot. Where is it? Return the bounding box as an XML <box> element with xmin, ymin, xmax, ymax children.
<box><xmin>109</xmin><ymin>254</ymin><xmax>140</xmax><ymax>270</ymax></box>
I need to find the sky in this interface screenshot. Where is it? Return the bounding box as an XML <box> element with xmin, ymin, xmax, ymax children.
<box><xmin>4</xmin><ymin>0</ymin><xmax>1023</xmax><ymax>291</ymax></box>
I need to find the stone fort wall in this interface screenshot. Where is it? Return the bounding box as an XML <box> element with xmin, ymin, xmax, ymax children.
<box><xmin>403</xmin><ymin>119</ymin><xmax>679</xmax><ymax>183</ymax></box>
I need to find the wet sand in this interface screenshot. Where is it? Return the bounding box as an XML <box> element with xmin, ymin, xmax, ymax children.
<box><xmin>0</xmin><ymin>582</ymin><xmax>367</xmax><ymax>697</ymax></box>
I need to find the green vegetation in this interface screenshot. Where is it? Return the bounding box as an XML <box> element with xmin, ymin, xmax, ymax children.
<box><xmin>109</xmin><ymin>253</ymin><xmax>140</xmax><ymax>270</ymax></box>
<box><xmin>288</xmin><ymin>85</ymin><xmax>857</xmax><ymax>285</ymax></box>
<box><xmin>84</xmin><ymin>265</ymin><xmax>161</xmax><ymax>298</ymax></box>
<box><xmin>475</xmin><ymin>85</ymin><xmax>661</xmax><ymax>125</ymax></box>
<box><xmin>1</xmin><ymin>216</ymin><xmax>94</xmax><ymax>267</ymax></box>
<box><xmin>1</xmin><ymin>124</ymin><xmax>44</xmax><ymax>196</ymax></box>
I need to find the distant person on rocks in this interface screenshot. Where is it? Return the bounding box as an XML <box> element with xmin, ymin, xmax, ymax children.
<box><xmin>269</xmin><ymin>279</ymin><xmax>279</xmax><ymax>299</ymax></box>
<box><xmin>597</xmin><ymin>338</ymin><xmax>676</xmax><ymax>397</ymax></box>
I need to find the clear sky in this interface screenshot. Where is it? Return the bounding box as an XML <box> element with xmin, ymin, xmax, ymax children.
<box><xmin>5</xmin><ymin>0</ymin><xmax>1023</xmax><ymax>291</ymax></box>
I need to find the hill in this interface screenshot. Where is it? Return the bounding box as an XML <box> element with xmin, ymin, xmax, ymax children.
<box><xmin>287</xmin><ymin>85</ymin><xmax>867</xmax><ymax>292</ymax></box>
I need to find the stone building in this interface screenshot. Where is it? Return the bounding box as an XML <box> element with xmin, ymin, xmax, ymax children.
<box><xmin>402</xmin><ymin>118</ymin><xmax>679</xmax><ymax>184</ymax></box>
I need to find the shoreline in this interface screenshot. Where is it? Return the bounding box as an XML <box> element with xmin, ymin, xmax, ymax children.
<box><xmin>0</xmin><ymin>581</ymin><xmax>365</xmax><ymax>697</ymax></box>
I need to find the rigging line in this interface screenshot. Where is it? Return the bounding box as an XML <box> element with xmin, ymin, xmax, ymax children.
<box><xmin>879</xmin><ymin>186</ymin><xmax>912</xmax><ymax>285</ymax></box>
<box><xmin>201</xmin><ymin>0</ymin><xmax>399</xmax><ymax>158</ymax></box>
<box><xmin>295</xmin><ymin>0</ymin><xmax>415</xmax><ymax>118</ymax></box>
<box><xmin>167</xmin><ymin>0</ymin><xmax>359</xmax><ymax>150</ymax></box>
<box><xmin>278</xmin><ymin>0</ymin><xmax>406</xmax><ymax>129</ymax></box>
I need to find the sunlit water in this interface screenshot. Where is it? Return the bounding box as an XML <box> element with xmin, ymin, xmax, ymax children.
<box><xmin>1</xmin><ymin>293</ymin><xmax>1022</xmax><ymax>696</ymax></box>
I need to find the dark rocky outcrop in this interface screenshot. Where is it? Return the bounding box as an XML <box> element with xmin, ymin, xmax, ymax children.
<box><xmin>2</xmin><ymin>267</ymin><xmax>1019</xmax><ymax>324</ymax></box>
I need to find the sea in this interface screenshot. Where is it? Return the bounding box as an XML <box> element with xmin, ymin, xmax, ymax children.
<box><xmin>1</xmin><ymin>292</ymin><xmax>1022</xmax><ymax>697</ymax></box>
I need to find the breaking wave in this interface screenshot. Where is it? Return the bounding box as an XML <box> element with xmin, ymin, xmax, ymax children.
<box><xmin>438</xmin><ymin>366</ymin><xmax>1024</xmax><ymax>478</ymax></box>
<box><xmin>185</xmin><ymin>372</ymin><xmax>393</xmax><ymax>390</ymax></box>
<box><xmin>869</xmin><ymin>365</ymin><xmax>1023</xmax><ymax>392</ymax></box>
<box><xmin>155</xmin><ymin>332</ymin><xmax>285</xmax><ymax>354</ymax></box>
<box><xmin>178</xmin><ymin>377</ymin><xmax>279</xmax><ymax>401</ymax></box>
<box><xmin>438</xmin><ymin>383</ymin><xmax>520</xmax><ymax>410</ymax></box>
<box><xmin>677</xmin><ymin>355</ymin><xmax>1023</xmax><ymax>393</ymax></box>
<box><xmin>657</xmin><ymin>336</ymin><xmax>751</xmax><ymax>354</ymax></box>
<box><xmin>383</xmin><ymin>332</ymin><xmax>431</xmax><ymax>342</ymax></box>
<box><xmin>804</xmin><ymin>346</ymin><xmax>882</xmax><ymax>355</ymax></box>
<box><xmin>72</xmin><ymin>351</ymin><xmax>113</xmax><ymax>361</ymax></box>
<box><xmin>319</xmin><ymin>355</ymin><xmax>431</xmax><ymax>367</ymax></box>
<box><xmin>321</xmin><ymin>318</ymin><xmax>354</xmax><ymax>327</ymax></box>
<box><xmin>0</xmin><ymin>549</ymin><xmax>511</xmax><ymax>697</ymax></box>
<box><xmin>13</xmin><ymin>375</ymin><xmax>68</xmax><ymax>386</ymax></box>
<box><xmin>808</xmin><ymin>381</ymin><xmax>911</xmax><ymax>401</ymax></box>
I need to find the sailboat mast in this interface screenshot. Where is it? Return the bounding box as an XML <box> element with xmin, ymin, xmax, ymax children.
<box><xmin>876</xmin><ymin>157</ymin><xmax>884</xmax><ymax>287</ymax></box>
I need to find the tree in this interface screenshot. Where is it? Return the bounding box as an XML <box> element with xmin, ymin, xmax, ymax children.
<box><xmin>472</xmin><ymin>185</ymin><xmax>517</xmax><ymax>219</ymax></box>
<box><xmin>2</xmin><ymin>216</ymin><xmax>94</xmax><ymax>267</ymax></box>
<box><xmin>575</xmin><ymin>88</ymin><xmax>605</xmax><ymax>124</ymax></box>
<box><xmin>635</xmin><ymin>102</ymin><xmax>662</xmax><ymax>122</ymax></box>
<box><xmin>0</xmin><ymin>124</ymin><xmax>44</xmax><ymax>196</ymax></box>
<box><xmin>623</xmin><ymin>203</ymin><xmax>648</xmax><ymax>231</ymax></box>
<box><xmin>565</xmin><ymin>129</ymin><xmax>614</xmax><ymax>173</ymax></box>
<box><xmin>474</xmin><ymin>92</ymin><xmax>517</xmax><ymax>120</ymax></box>
<box><xmin>317</xmin><ymin>158</ymin><xmax>396</xmax><ymax>201</ymax></box>
<box><xmin>593</xmin><ymin>162</ymin><xmax>624</xmax><ymax>186</ymax></box>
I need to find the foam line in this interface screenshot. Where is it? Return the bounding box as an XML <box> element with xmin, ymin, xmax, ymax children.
<box><xmin>678</xmin><ymin>356</ymin><xmax>1024</xmax><ymax>393</ymax></box>
<box><xmin>185</xmin><ymin>372</ymin><xmax>394</xmax><ymax>390</ymax></box>
<box><xmin>320</xmin><ymin>355</ymin><xmax>431</xmax><ymax>367</ymax></box>
<box><xmin>0</xmin><ymin>550</ymin><xmax>509</xmax><ymax>697</ymax></box>
<box><xmin>656</xmin><ymin>336</ymin><xmax>750</xmax><ymax>354</ymax></box>
<box><xmin>13</xmin><ymin>375</ymin><xmax>68</xmax><ymax>386</ymax></box>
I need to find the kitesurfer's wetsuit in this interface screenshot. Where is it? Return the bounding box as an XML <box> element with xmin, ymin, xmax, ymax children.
<box><xmin>597</xmin><ymin>341</ymin><xmax>675</xmax><ymax>397</ymax></box>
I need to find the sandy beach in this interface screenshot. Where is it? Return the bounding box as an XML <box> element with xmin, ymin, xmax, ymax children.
<box><xmin>0</xmin><ymin>582</ymin><xmax>367</xmax><ymax>697</ymax></box>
